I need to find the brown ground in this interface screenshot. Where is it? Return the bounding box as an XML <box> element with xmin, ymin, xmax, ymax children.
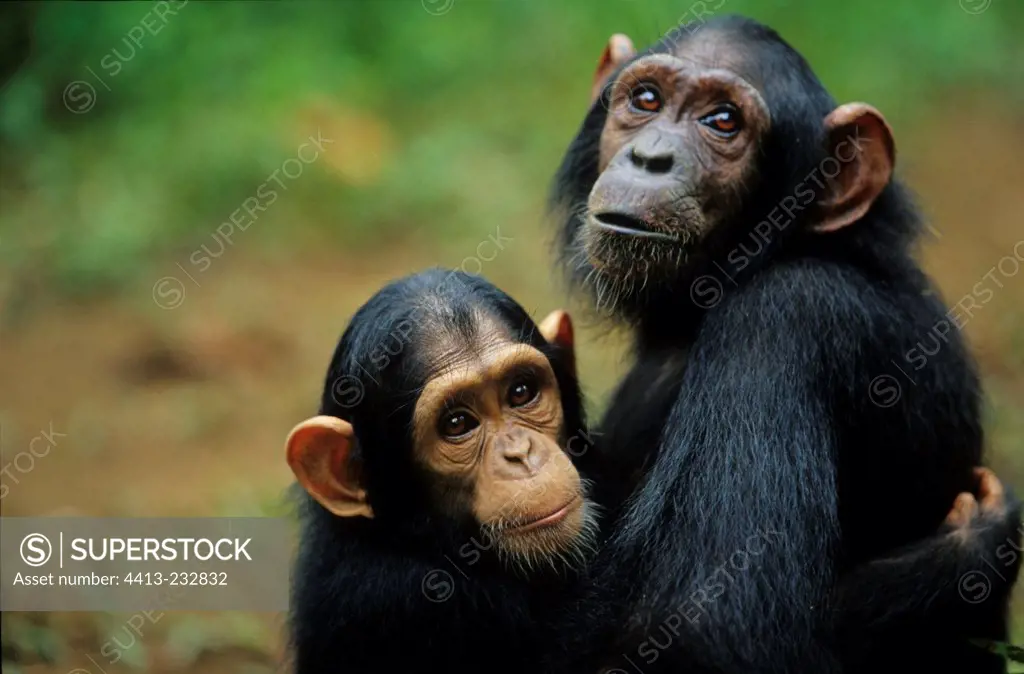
<box><xmin>2</xmin><ymin>102</ymin><xmax>1023</xmax><ymax>672</ymax></box>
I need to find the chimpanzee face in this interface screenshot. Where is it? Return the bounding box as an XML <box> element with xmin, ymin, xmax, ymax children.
<box><xmin>586</xmin><ymin>48</ymin><xmax>770</xmax><ymax>284</ymax></box>
<box><xmin>562</xmin><ymin>27</ymin><xmax>895</xmax><ymax>313</ymax></box>
<box><xmin>411</xmin><ymin>328</ymin><xmax>592</xmax><ymax>566</ymax></box>
<box><xmin>286</xmin><ymin>275</ymin><xmax>597</xmax><ymax>571</ymax></box>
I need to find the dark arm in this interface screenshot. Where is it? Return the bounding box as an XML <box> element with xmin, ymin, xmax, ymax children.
<box><xmin>834</xmin><ymin>468</ymin><xmax>1022</xmax><ymax>638</ymax></box>
<box><xmin>610</xmin><ymin>286</ymin><xmax>844</xmax><ymax>673</ymax></box>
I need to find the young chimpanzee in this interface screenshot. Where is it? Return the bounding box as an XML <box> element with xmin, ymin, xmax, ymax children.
<box><xmin>284</xmin><ymin>268</ymin><xmax>598</xmax><ymax>674</ymax></box>
<box><xmin>550</xmin><ymin>15</ymin><xmax>1021</xmax><ymax>674</ymax></box>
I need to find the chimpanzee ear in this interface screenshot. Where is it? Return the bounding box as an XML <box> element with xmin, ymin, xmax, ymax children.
<box><xmin>592</xmin><ymin>33</ymin><xmax>637</xmax><ymax>103</ymax></box>
<box><xmin>814</xmin><ymin>103</ymin><xmax>895</xmax><ymax>233</ymax></box>
<box><xmin>286</xmin><ymin>416</ymin><xmax>373</xmax><ymax>519</ymax></box>
<box><xmin>539</xmin><ymin>309</ymin><xmax>575</xmax><ymax>371</ymax></box>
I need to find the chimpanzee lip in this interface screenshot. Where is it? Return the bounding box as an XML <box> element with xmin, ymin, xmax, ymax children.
<box><xmin>591</xmin><ymin>212</ymin><xmax>678</xmax><ymax>242</ymax></box>
<box><xmin>508</xmin><ymin>495</ymin><xmax>581</xmax><ymax>533</ymax></box>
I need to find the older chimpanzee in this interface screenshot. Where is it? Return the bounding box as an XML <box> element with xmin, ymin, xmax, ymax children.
<box><xmin>285</xmin><ymin>268</ymin><xmax>598</xmax><ymax>674</ymax></box>
<box><xmin>550</xmin><ymin>15</ymin><xmax>1021</xmax><ymax>674</ymax></box>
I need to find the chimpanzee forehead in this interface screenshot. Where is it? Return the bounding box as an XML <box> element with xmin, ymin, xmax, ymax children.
<box><xmin>420</xmin><ymin>311</ymin><xmax>538</xmax><ymax>381</ymax></box>
<box><xmin>656</xmin><ymin>26</ymin><xmax>766</xmax><ymax>91</ymax></box>
<box><xmin>425</xmin><ymin>341</ymin><xmax>550</xmax><ymax>392</ymax></box>
<box><xmin>411</xmin><ymin>305</ymin><xmax>520</xmax><ymax>372</ymax></box>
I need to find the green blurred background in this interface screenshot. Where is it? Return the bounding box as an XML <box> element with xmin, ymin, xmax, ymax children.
<box><xmin>1</xmin><ymin>1</ymin><xmax>1023</xmax><ymax>672</ymax></box>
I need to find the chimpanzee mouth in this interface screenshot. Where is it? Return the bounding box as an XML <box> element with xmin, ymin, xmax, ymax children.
<box><xmin>591</xmin><ymin>212</ymin><xmax>678</xmax><ymax>242</ymax></box>
<box><xmin>507</xmin><ymin>495</ymin><xmax>581</xmax><ymax>533</ymax></box>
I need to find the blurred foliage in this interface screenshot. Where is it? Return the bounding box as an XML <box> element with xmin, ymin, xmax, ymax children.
<box><xmin>0</xmin><ymin>0</ymin><xmax>1022</xmax><ymax>297</ymax></box>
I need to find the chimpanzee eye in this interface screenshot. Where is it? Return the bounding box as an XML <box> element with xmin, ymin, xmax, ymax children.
<box><xmin>507</xmin><ymin>379</ymin><xmax>539</xmax><ymax>408</ymax></box>
<box><xmin>439</xmin><ymin>410</ymin><xmax>479</xmax><ymax>439</ymax></box>
<box><xmin>629</xmin><ymin>83</ymin><xmax>663</xmax><ymax>114</ymax></box>
<box><xmin>699</xmin><ymin>105</ymin><xmax>742</xmax><ymax>137</ymax></box>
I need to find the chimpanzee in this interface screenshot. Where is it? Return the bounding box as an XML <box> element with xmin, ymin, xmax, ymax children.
<box><xmin>549</xmin><ymin>15</ymin><xmax>1021</xmax><ymax>674</ymax></box>
<box><xmin>285</xmin><ymin>270</ymin><xmax>1016</xmax><ymax>674</ymax></box>
<box><xmin>284</xmin><ymin>268</ymin><xmax>598</xmax><ymax>674</ymax></box>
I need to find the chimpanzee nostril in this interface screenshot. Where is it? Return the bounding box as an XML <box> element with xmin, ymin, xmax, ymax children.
<box><xmin>644</xmin><ymin>153</ymin><xmax>674</xmax><ymax>174</ymax></box>
<box><xmin>628</xmin><ymin>146</ymin><xmax>674</xmax><ymax>174</ymax></box>
<box><xmin>629</xmin><ymin>146</ymin><xmax>645</xmax><ymax>169</ymax></box>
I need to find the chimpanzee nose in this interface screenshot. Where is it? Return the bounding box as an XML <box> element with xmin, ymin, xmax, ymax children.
<box><xmin>502</xmin><ymin>436</ymin><xmax>534</xmax><ymax>464</ymax></box>
<box><xmin>628</xmin><ymin>137</ymin><xmax>675</xmax><ymax>174</ymax></box>
<box><xmin>498</xmin><ymin>434</ymin><xmax>546</xmax><ymax>478</ymax></box>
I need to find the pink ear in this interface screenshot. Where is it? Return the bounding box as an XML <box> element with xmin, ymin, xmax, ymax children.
<box><xmin>591</xmin><ymin>34</ymin><xmax>637</xmax><ymax>103</ymax></box>
<box><xmin>814</xmin><ymin>103</ymin><xmax>895</xmax><ymax>233</ymax></box>
<box><xmin>539</xmin><ymin>310</ymin><xmax>574</xmax><ymax>350</ymax></box>
<box><xmin>539</xmin><ymin>309</ymin><xmax>576</xmax><ymax>375</ymax></box>
<box><xmin>286</xmin><ymin>416</ymin><xmax>373</xmax><ymax>519</ymax></box>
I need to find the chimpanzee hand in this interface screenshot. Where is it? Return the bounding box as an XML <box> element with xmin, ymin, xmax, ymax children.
<box><xmin>837</xmin><ymin>466</ymin><xmax>1022</xmax><ymax>648</ymax></box>
<box><xmin>946</xmin><ymin>468</ymin><xmax>1004</xmax><ymax>526</ymax></box>
<box><xmin>944</xmin><ymin>468</ymin><xmax>1022</xmax><ymax>555</ymax></box>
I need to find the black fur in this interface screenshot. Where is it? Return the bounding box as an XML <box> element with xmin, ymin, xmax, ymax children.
<box><xmin>288</xmin><ymin>268</ymin><xmax>588</xmax><ymax>674</ymax></box>
<box><xmin>550</xmin><ymin>15</ymin><xmax>1021</xmax><ymax>674</ymax></box>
